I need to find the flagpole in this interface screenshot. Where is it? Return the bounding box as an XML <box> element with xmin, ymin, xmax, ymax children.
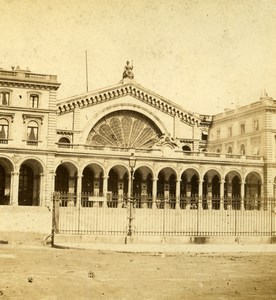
<box><xmin>85</xmin><ymin>50</ymin><xmax>89</xmax><ymax>92</ymax></box>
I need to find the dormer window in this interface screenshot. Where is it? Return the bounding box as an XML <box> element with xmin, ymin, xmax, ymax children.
<box><xmin>0</xmin><ymin>91</ymin><xmax>10</xmax><ymax>106</ymax></box>
<box><xmin>30</xmin><ymin>94</ymin><xmax>39</xmax><ymax>108</ymax></box>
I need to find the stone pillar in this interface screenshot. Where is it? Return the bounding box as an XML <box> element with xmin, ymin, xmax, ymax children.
<box><xmin>226</xmin><ymin>180</ymin><xmax>232</xmax><ymax>210</ymax></box>
<box><xmin>198</xmin><ymin>180</ymin><xmax>203</xmax><ymax>210</ymax></box>
<box><xmin>11</xmin><ymin>171</ymin><xmax>19</xmax><ymax>206</ymax></box>
<box><xmin>152</xmin><ymin>177</ymin><xmax>157</xmax><ymax>209</ymax></box>
<box><xmin>240</xmin><ymin>180</ymin><xmax>245</xmax><ymax>210</ymax></box>
<box><xmin>76</xmin><ymin>175</ymin><xmax>82</xmax><ymax>207</ymax></box>
<box><xmin>39</xmin><ymin>173</ymin><xmax>45</xmax><ymax>206</ymax></box>
<box><xmin>102</xmin><ymin>176</ymin><xmax>108</xmax><ymax>207</ymax></box>
<box><xmin>175</xmin><ymin>179</ymin><xmax>181</xmax><ymax>210</ymax></box>
<box><xmin>258</xmin><ymin>183</ymin><xmax>263</xmax><ymax>210</ymax></box>
<box><xmin>220</xmin><ymin>180</ymin><xmax>225</xmax><ymax>210</ymax></box>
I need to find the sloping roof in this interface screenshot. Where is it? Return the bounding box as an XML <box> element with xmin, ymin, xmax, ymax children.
<box><xmin>57</xmin><ymin>80</ymin><xmax>200</xmax><ymax>126</ymax></box>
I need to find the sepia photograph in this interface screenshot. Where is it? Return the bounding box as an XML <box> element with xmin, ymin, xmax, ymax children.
<box><xmin>0</xmin><ymin>0</ymin><xmax>276</xmax><ymax>299</ymax></box>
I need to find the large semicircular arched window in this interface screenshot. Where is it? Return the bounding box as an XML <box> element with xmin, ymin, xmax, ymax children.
<box><xmin>86</xmin><ymin>110</ymin><xmax>162</xmax><ymax>149</ymax></box>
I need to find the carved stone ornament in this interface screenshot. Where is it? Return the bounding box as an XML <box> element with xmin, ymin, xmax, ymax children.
<box><xmin>122</xmin><ymin>61</ymin><xmax>134</xmax><ymax>79</ymax></box>
<box><xmin>155</xmin><ymin>134</ymin><xmax>179</xmax><ymax>149</ymax></box>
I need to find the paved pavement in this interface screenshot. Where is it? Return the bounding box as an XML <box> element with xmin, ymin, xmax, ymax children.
<box><xmin>54</xmin><ymin>242</ymin><xmax>276</xmax><ymax>253</ymax></box>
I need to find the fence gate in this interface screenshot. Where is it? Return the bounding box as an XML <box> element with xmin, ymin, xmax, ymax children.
<box><xmin>52</xmin><ymin>193</ymin><xmax>276</xmax><ymax>237</ymax></box>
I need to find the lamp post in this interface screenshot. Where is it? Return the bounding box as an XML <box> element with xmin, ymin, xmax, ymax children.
<box><xmin>127</xmin><ymin>154</ymin><xmax>136</xmax><ymax>237</ymax></box>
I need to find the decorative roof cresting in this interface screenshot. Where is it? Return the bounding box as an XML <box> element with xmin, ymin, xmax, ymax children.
<box><xmin>122</xmin><ymin>61</ymin><xmax>134</xmax><ymax>79</ymax></box>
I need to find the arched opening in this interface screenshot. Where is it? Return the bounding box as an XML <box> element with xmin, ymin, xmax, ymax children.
<box><xmin>82</xmin><ymin>167</ymin><xmax>94</xmax><ymax>193</ymax></box>
<box><xmin>182</xmin><ymin>145</ymin><xmax>191</xmax><ymax>151</ymax></box>
<box><xmin>18</xmin><ymin>165</ymin><xmax>34</xmax><ymax>206</ymax></box>
<box><xmin>58</xmin><ymin>137</ymin><xmax>71</xmax><ymax>148</ymax></box>
<box><xmin>245</xmin><ymin>172</ymin><xmax>262</xmax><ymax>210</ymax></box>
<box><xmin>55</xmin><ymin>165</ymin><xmax>69</xmax><ymax>192</ymax></box>
<box><xmin>157</xmin><ymin>172</ymin><xmax>165</xmax><ymax>197</ymax></box>
<box><xmin>212</xmin><ymin>175</ymin><xmax>220</xmax><ymax>209</ymax></box>
<box><xmin>146</xmin><ymin>173</ymin><xmax>153</xmax><ymax>196</ymax></box>
<box><xmin>232</xmin><ymin>176</ymin><xmax>241</xmax><ymax>210</ymax></box>
<box><xmin>133</xmin><ymin>170</ymin><xmax>142</xmax><ymax>195</ymax></box>
<box><xmin>240</xmin><ymin>144</ymin><xmax>246</xmax><ymax>155</ymax></box>
<box><xmin>0</xmin><ymin>165</ymin><xmax>7</xmax><ymax>204</ymax></box>
<box><xmin>108</xmin><ymin>168</ymin><xmax>118</xmax><ymax>195</ymax></box>
<box><xmin>191</xmin><ymin>175</ymin><xmax>199</xmax><ymax>197</ymax></box>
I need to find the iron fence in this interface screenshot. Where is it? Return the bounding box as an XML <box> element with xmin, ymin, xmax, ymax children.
<box><xmin>52</xmin><ymin>193</ymin><xmax>276</xmax><ymax>237</ymax></box>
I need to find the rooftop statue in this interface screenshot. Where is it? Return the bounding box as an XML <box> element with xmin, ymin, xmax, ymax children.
<box><xmin>122</xmin><ymin>61</ymin><xmax>134</xmax><ymax>79</ymax></box>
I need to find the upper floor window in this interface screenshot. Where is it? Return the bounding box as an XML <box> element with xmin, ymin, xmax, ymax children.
<box><xmin>240</xmin><ymin>124</ymin><xmax>245</xmax><ymax>135</ymax></box>
<box><xmin>228</xmin><ymin>127</ymin><xmax>232</xmax><ymax>137</ymax></box>
<box><xmin>0</xmin><ymin>91</ymin><xmax>10</xmax><ymax>106</ymax></box>
<box><xmin>58</xmin><ymin>137</ymin><xmax>71</xmax><ymax>148</ymax></box>
<box><xmin>217</xmin><ymin>130</ymin><xmax>220</xmax><ymax>140</ymax></box>
<box><xmin>30</xmin><ymin>94</ymin><xmax>39</xmax><ymax>108</ymax></box>
<box><xmin>240</xmin><ymin>144</ymin><xmax>246</xmax><ymax>155</ymax></box>
<box><xmin>227</xmin><ymin>146</ymin><xmax>232</xmax><ymax>154</ymax></box>
<box><xmin>0</xmin><ymin>119</ymin><xmax>9</xmax><ymax>143</ymax></box>
<box><xmin>27</xmin><ymin>121</ymin><xmax>38</xmax><ymax>145</ymax></box>
<box><xmin>253</xmin><ymin>120</ymin><xmax>259</xmax><ymax>131</ymax></box>
<box><xmin>182</xmin><ymin>145</ymin><xmax>191</xmax><ymax>152</ymax></box>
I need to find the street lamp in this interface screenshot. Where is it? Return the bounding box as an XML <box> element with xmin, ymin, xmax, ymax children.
<box><xmin>127</xmin><ymin>154</ymin><xmax>136</xmax><ymax>237</ymax></box>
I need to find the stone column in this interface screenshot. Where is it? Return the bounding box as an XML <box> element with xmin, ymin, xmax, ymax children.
<box><xmin>258</xmin><ymin>183</ymin><xmax>263</xmax><ymax>210</ymax></box>
<box><xmin>76</xmin><ymin>175</ymin><xmax>82</xmax><ymax>207</ymax></box>
<box><xmin>39</xmin><ymin>173</ymin><xmax>45</xmax><ymax>206</ymax></box>
<box><xmin>226</xmin><ymin>180</ymin><xmax>232</xmax><ymax>210</ymax></box>
<box><xmin>220</xmin><ymin>180</ymin><xmax>225</xmax><ymax>210</ymax></box>
<box><xmin>198</xmin><ymin>180</ymin><xmax>203</xmax><ymax>210</ymax></box>
<box><xmin>102</xmin><ymin>176</ymin><xmax>108</xmax><ymax>207</ymax></box>
<box><xmin>175</xmin><ymin>179</ymin><xmax>181</xmax><ymax>210</ymax></box>
<box><xmin>240</xmin><ymin>180</ymin><xmax>245</xmax><ymax>210</ymax></box>
<box><xmin>152</xmin><ymin>177</ymin><xmax>157</xmax><ymax>209</ymax></box>
<box><xmin>11</xmin><ymin>171</ymin><xmax>19</xmax><ymax>206</ymax></box>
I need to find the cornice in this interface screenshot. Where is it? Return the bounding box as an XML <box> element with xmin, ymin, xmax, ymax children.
<box><xmin>57</xmin><ymin>82</ymin><xmax>201</xmax><ymax>126</ymax></box>
<box><xmin>0</xmin><ymin>78</ymin><xmax>60</xmax><ymax>91</ymax></box>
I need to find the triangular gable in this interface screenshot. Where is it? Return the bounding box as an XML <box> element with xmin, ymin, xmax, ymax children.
<box><xmin>57</xmin><ymin>81</ymin><xmax>200</xmax><ymax>126</ymax></box>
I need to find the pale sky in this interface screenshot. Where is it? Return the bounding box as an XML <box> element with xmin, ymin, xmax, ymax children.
<box><xmin>1</xmin><ymin>0</ymin><xmax>276</xmax><ymax>115</ymax></box>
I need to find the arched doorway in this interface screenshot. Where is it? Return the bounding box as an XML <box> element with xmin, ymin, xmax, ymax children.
<box><xmin>18</xmin><ymin>165</ymin><xmax>34</xmax><ymax>206</ymax></box>
<box><xmin>55</xmin><ymin>165</ymin><xmax>69</xmax><ymax>192</ymax></box>
<box><xmin>0</xmin><ymin>165</ymin><xmax>7</xmax><ymax>205</ymax></box>
<box><xmin>212</xmin><ymin>175</ymin><xmax>220</xmax><ymax>209</ymax></box>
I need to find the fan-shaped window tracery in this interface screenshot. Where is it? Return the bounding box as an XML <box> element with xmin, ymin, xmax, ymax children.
<box><xmin>86</xmin><ymin>110</ymin><xmax>162</xmax><ymax>149</ymax></box>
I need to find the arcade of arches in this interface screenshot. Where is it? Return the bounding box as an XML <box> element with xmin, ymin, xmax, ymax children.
<box><xmin>0</xmin><ymin>157</ymin><xmax>265</xmax><ymax>208</ymax></box>
<box><xmin>51</xmin><ymin>161</ymin><xmax>263</xmax><ymax>210</ymax></box>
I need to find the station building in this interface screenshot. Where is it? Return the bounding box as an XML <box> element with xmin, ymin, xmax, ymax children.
<box><xmin>0</xmin><ymin>64</ymin><xmax>275</xmax><ymax>213</ymax></box>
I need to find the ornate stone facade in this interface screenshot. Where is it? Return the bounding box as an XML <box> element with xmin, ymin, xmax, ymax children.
<box><xmin>0</xmin><ymin>64</ymin><xmax>274</xmax><ymax>212</ymax></box>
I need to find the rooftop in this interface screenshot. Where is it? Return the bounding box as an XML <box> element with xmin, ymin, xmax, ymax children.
<box><xmin>0</xmin><ymin>66</ymin><xmax>59</xmax><ymax>85</ymax></box>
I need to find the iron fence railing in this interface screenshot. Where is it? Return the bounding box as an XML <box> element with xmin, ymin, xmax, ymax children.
<box><xmin>52</xmin><ymin>193</ymin><xmax>276</xmax><ymax>237</ymax></box>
